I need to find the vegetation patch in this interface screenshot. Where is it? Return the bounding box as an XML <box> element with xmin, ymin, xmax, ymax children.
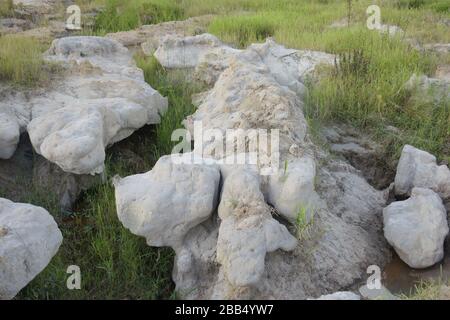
<box><xmin>0</xmin><ymin>35</ymin><xmax>57</xmax><ymax>86</ymax></box>
<box><xmin>92</xmin><ymin>0</ymin><xmax>184</xmax><ymax>34</ymax></box>
<box><xmin>0</xmin><ymin>0</ymin><xmax>14</xmax><ymax>18</ymax></box>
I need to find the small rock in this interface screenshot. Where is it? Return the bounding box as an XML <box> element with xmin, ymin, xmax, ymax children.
<box><xmin>359</xmin><ymin>284</ymin><xmax>399</xmax><ymax>300</ymax></box>
<box><xmin>314</xmin><ymin>291</ymin><xmax>360</xmax><ymax>300</ymax></box>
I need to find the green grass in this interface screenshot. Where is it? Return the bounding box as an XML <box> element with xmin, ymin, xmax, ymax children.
<box><xmin>92</xmin><ymin>0</ymin><xmax>184</xmax><ymax>34</ymax></box>
<box><xmin>399</xmin><ymin>278</ymin><xmax>450</xmax><ymax>300</ymax></box>
<box><xmin>0</xmin><ymin>35</ymin><xmax>55</xmax><ymax>86</ymax></box>
<box><xmin>0</xmin><ymin>0</ymin><xmax>14</xmax><ymax>17</ymax></box>
<box><xmin>295</xmin><ymin>206</ymin><xmax>315</xmax><ymax>241</ymax></box>
<box><xmin>193</xmin><ymin>0</ymin><xmax>449</xmax><ymax>163</ymax></box>
<box><xmin>135</xmin><ymin>53</ymin><xmax>205</xmax><ymax>156</ymax></box>
<box><xmin>17</xmin><ymin>158</ymin><xmax>175</xmax><ymax>299</ymax></box>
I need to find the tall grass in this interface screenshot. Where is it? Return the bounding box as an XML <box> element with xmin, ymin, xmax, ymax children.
<box><xmin>204</xmin><ymin>0</ymin><xmax>448</xmax><ymax>162</ymax></box>
<box><xmin>92</xmin><ymin>0</ymin><xmax>184</xmax><ymax>34</ymax></box>
<box><xmin>0</xmin><ymin>35</ymin><xmax>51</xmax><ymax>86</ymax></box>
<box><xmin>135</xmin><ymin>53</ymin><xmax>204</xmax><ymax>156</ymax></box>
<box><xmin>0</xmin><ymin>0</ymin><xmax>14</xmax><ymax>17</ymax></box>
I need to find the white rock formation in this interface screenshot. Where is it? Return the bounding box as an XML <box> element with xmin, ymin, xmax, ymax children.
<box><xmin>314</xmin><ymin>291</ymin><xmax>360</xmax><ymax>300</ymax></box>
<box><xmin>171</xmin><ymin>156</ymin><xmax>390</xmax><ymax>299</ymax></box>
<box><xmin>154</xmin><ymin>34</ymin><xmax>334</xmax><ymax>93</ymax></box>
<box><xmin>113</xmin><ymin>36</ymin><xmax>390</xmax><ymax>299</ymax></box>
<box><xmin>383</xmin><ymin>187</ymin><xmax>449</xmax><ymax>269</ymax></box>
<box><xmin>0</xmin><ymin>36</ymin><xmax>168</xmax><ymax>174</ymax></box>
<box><xmin>0</xmin><ymin>198</ymin><xmax>62</xmax><ymax>299</ymax></box>
<box><xmin>217</xmin><ymin>169</ymin><xmax>297</xmax><ymax>288</ymax></box>
<box><xmin>118</xmin><ymin>36</ymin><xmax>390</xmax><ymax>299</ymax></box>
<box><xmin>181</xmin><ymin>38</ymin><xmax>328</xmax><ymax>223</ymax></box>
<box><xmin>154</xmin><ymin>33</ymin><xmax>239</xmax><ymax>69</ymax></box>
<box><xmin>114</xmin><ymin>154</ymin><xmax>220</xmax><ymax>249</ymax></box>
<box><xmin>394</xmin><ymin>145</ymin><xmax>450</xmax><ymax>200</ymax></box>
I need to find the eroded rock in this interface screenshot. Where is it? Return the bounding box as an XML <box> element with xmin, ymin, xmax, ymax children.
<box><xmin>154</xmin><ymin>33</ymin><xmax>233</xmax><ymax>69</ymax></box>
<box><xmin>114</xmin><ymin>36</ymin><xmax>391</xmax><ymax>300</ymax></box>
<box><xmin>114</xmin><ymin>154</ymin><xmax>220</xmax><ymax>249</ymax></box>
<box><xmin>0</xmin><ymin>197</ymin><xmax>62</xmax><ymax>299</ymax></box>
<box><xmin>217</xmin><ymin>169</ymin><xmax>297</xmax><ymax>290</ymax></box>
<box><xmin>0</xmin><ymin>36</ymin><xmax>168</xmax><ymax>175</ymax></box>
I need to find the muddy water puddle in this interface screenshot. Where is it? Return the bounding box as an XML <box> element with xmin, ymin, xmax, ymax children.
<box><xmin>383</xmin><ymin>247</ymin><xmax>450</xmax><ymax>295</ymax></box>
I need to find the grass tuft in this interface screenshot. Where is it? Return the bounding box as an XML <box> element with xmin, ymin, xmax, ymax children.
<box><xmin>0</xmin><ymin>35</ymin><xmax>53</xmax><ymax>86</ymax></box>
<box><xmin>93</xmin><ymin>0</ymin><xmax>184</xmax><ymax>34</ymax></box>
<box><xmin>0</xmin><ymin>0</ymin><xmax>14</xmax><ymax>17</ymax></box>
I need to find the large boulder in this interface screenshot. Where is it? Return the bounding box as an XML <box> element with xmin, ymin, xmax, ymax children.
<box><xmin>0</xmin><ymin>198</ymin><xmax>62</xmax><ymax>299</ymax></box>
<box><xmin>383</xmin><ymin>187</ymin><xmax>449</xmax><ymax>269</ymax></box>
<box><xmin>114</xmin><ymin>154</ymin><xmax>220</xmax><ymax>249</ymax></box>
<box><xmin>394</xmin><ymin>145</ymin><xmax>450</xmax><ymax>200</ymax></box>
<box><xmin>0</xmin><ymin>36</ymin><xmax>168</xmax><ymax>175</ymax></box>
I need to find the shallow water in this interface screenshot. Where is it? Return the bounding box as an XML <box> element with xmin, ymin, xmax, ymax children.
<box><xmin>383</xmin><ymin>245</ymin><xmax>450</xmax><ymax>295</ymax></box>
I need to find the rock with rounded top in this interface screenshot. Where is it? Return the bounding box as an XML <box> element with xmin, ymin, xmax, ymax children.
<box><xmin>114</xmin><ymin>154</ymin><xmax>221</xmax><ymax>249</ymax></box>
<box><xmin>394</xmin><ymin>145</ymin><xmax>450</xmax><ymax>200</ymax></box>
<box><xmin>383</xmin><ymin>187</ymin><xmax>448</xmax><ymax>269</ymax></box>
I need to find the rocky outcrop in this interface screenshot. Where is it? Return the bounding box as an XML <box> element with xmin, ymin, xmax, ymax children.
<box><xmin>0</xmin><ymin>197</ymin><xmax>62</xmax><ymax>299</ymax></box>
<box><xmin>114</xmin><ymin>36</ymin><xmax>390</xmax><ymax>299</ymax></box>
<box><xmin>0</xmin><ymin>36</ymin><xmax>168</xmax><ymax>175</ymax></box>
<box><xmin>154</xmin><ymin>33</ymin><xmax>237</xmax><ymax>69</ymax></box>
<box><xmin>383</xmin><ymin>187</ymin><xmax>448</xmax><ymax>269</ymax></box>
<box><xmin>172</xmin><ymin>156</ymin><xmax>390</xmax><ymax>299</ymax></box>
<box><xmin>394</xmin><ymin>145</ymin><xmax>450</xmax><ymax>200</ymax></box>
<box><xmin>155</xmin><ymin>34</ymin><xmax>334</xmax><ymax>92</ymax></box>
